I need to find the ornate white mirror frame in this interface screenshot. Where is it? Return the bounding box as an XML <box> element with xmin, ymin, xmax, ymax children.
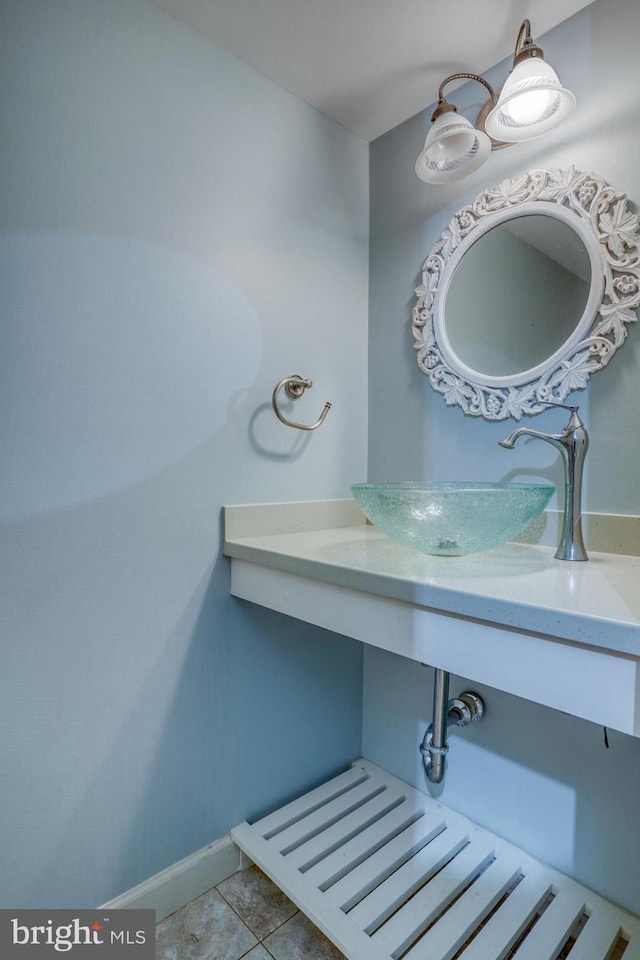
<box><xmin>412</xmin><ymin>168</ymin><xmax>640</xmax><ymax>420</ymax></box>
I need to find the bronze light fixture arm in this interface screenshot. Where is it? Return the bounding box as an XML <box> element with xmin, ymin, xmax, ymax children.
<box><xmin>435</xmin><ymin>72</ymin><xmax>498</xmax><ymax>112</ymax></box>
<box><xmin>432</xmin><ymin>73</ymin><xmax>506</xmax><ymax>149</ymax></box>
<box><xmin>513</xmin><ymin>18</ymin><xmax>544</xmax><ymax>65</ymax></box>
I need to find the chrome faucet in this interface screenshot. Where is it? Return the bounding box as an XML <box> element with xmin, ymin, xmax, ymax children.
<box><xmin>499</xmin><ymin>402</ymin><xmax>589</xmax><ymax>561</ymax></box>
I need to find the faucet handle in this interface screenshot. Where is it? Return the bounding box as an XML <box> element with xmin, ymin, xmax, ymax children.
<box><xmin>538</xmin><ymin>399</ymin><xmax>585</xmax><ymax>429</ymax></box>
<box><xmin>539</xmin><ymin>399</ymin><xmax>579</xmax><ymax>414</ymax></box>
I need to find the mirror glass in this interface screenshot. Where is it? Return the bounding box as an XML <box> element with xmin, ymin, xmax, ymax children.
<box><xmin>444</xmin><ymin>215</ymin><xmax>592</xmax><ymax>378</ymax></box>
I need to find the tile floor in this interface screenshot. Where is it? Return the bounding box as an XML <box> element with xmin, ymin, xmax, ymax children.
<box><xmin>156</xmin><ymin>862</ymin><xmax>631</xmax><ymax>960</ymax></box>
<box><xmin>156</xmin><ymin>864</ymin><xmax>345</xmax><ymax>960</ymax></box>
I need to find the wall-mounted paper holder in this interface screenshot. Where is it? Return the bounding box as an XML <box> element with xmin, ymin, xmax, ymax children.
<box><xmin>271</xmin><ymin>375</ymin><xmax>332</xmax><ymax>431</ymax></box>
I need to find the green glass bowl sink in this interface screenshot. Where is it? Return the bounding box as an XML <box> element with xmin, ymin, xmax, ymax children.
<box><xmin>351</xmin><ymin>481</ymin><xmax>554</xmax><ymax>556</ymax></box>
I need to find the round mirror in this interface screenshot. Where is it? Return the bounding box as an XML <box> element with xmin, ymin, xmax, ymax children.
<box><xmin>444</xmin><ymin>215</ymin><xmax>591</xmax><ymax>379</ymax></box>
<box><xmin>413</xmin><ymin>168</ymin><xmax>640</xmax><ymax>420</ymax></box>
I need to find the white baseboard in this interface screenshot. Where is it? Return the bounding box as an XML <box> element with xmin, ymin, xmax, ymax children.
<box><xmin>100</xmin><ymin>835</ymin><xmax>247</xmax><ymax>922</ymax></box>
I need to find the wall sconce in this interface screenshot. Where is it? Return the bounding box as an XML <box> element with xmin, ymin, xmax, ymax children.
<box><xmin>415</xmin><ymin>19</ymin><xmax>576</xmax><ymax>184</ymax></box>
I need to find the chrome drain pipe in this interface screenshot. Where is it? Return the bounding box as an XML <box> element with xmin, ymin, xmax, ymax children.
<box><xmin>421</xmin><ymin>668</ymin><xmax>450</xmax><ymax>785</ymax></box>
<box><xmin>420</xmin><ymin>668</ymin><xmax>485</xmax><ymax>785</ymax></box>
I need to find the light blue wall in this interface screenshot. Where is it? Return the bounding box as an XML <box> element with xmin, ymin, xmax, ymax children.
<box><xmin>0</xmin><ymin>0</ymin><xmax>368</xmax><ymax>907</ymax></box>
<box><xmin>365</xmin><ymin>0</ymin><xmax>640</xmax><ymax>914</ymax></box>
<box><xmin>6</xmin><ymin>0</ymin><xmax>640</xmax><ymax>919</ymax></box>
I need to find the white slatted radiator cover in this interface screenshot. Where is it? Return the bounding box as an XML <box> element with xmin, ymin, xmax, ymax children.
<box><xmin>231</xmin><ymin>760</ymin><xmax>640</xmax><ymax>960</ymax></box>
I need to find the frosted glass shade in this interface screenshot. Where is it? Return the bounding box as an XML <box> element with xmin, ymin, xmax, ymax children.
<box><xmin>484</xmin><ymin>57</ymin><xmax>575</xmax><ymax>142</ymax></box>
<box><xmin>415</xmin><ymin>110</ymin><xmax>491</xmax><ymax>184</ymax></box>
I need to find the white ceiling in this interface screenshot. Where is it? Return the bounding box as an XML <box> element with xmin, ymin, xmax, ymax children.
<box><xmin>151</xmin><ymin>0</ymin><xmax>594</xmax><ymax>141</ymax></box>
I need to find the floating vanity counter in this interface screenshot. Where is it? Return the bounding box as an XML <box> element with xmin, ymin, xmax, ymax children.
<box><xmin>223</xmin><ymin>499</ymin><xmax>640</xmax><ymax>736</ymax></box>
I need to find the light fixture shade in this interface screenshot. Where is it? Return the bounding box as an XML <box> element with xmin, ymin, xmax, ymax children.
<box><xmin>484</xmin><ymin>57</ymin><xmax>575</xmax><ymax>142</ymax></box>
<box><xmin>415</xmin><ymin>110</ymin><xmax>492</xmax><ymax>184</ymax></box>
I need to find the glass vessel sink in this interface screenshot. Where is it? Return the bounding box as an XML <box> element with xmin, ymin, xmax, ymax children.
<box><xmin>351</xmin><ymin>481</ymin><xmax>554</xmax><ymax>556</ymax></box>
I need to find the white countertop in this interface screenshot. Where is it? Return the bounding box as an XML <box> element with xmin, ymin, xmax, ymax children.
<box><xmin>223</xmin><ymin>500</ymin><xmax>640</xmax><ymax>658</ymax></box>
